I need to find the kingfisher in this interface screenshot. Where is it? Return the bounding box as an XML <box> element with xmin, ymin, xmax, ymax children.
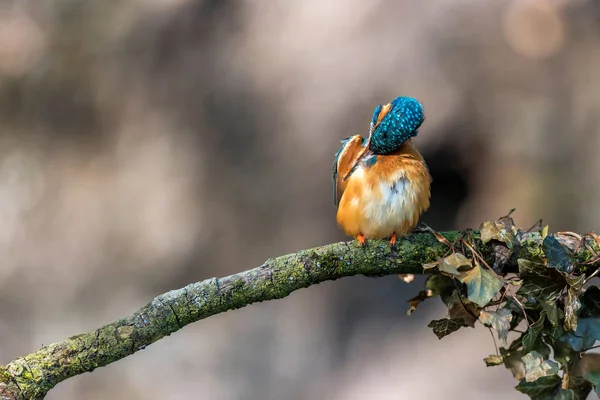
<box><xmin>333</xmin><ymin>96</ymin><xmax>432</xmax><ymax>246</ymax></box>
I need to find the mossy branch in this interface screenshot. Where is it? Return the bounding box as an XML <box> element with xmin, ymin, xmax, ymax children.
<box><xmin>0</xmin><ymin>229</ymin><xmax>597</xmax><ymax>399</ymax></box>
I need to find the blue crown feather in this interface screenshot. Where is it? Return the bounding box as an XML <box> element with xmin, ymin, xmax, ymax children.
<box><xmin>369</xmin><ymin>97</ymin><xmax>424</xmax><ymax>154</ymax></box>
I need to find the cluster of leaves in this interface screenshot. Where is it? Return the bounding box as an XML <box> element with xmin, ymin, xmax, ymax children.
<box><xmin>405</xmin><ymin>214</ymin><xmax>600</xmax><ymax>400</ymax></box>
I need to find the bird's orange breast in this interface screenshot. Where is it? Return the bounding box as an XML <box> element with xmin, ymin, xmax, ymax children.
<box><xmin>336</xmin><ymin>139</ymin><xmax>431</xmax><ymax>239</ymax></box>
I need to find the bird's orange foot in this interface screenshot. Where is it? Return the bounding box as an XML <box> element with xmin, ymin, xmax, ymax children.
<box><xmin>357</xmin><ymin>234</ymin><xmax>367</xmax><ymax>247</ymax></box>
<box><xmin>390</xmin><ymin>233</ymin><xmax>397</xmax><ymax>246</ymax></box>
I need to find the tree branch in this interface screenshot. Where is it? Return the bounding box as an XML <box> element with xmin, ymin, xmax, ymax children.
<box><xmin>0</xmin><ymin>229</ymin><xmax>597</xmax><ymax>399</ymax></box>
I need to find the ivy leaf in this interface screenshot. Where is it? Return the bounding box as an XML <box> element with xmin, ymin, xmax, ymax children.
<box><xmin>543</xmin><ymin>234</ymin><xmax>574</xmax><ymax>273</ymax></box>
<box><xmin>581</xmin><ymin>286</ymin><xmax>600</xmax><ymax>318</ymax></box>
<box><xmin>518</xmin><ymin>259</ymin><xmax>566</xmax><ymax>302</ymax></box>
<box><xmin>559</xmin><ymin>317</ymin><xmax>600</xmax><ymax>351</ymax></box>
<box><xmin>484</xmin><ymin>354</ymin><xmax>504</xmax><ymax>366</ymax></box>
<box><xmin>446</xmin><ymin>293</ymin><xmax>480</xmax><ymax>327</ymax></box>
<box><xmin>589</xmin><ymin>371</ymin><xmax>600</xmax><ymax>398</ymax></box>
<box><xmin>425</xmin><ymin>274</ymin><xmax>455</xmax><ymax>297</ymax></box>
<box><xmin>501</xmin><ymin>345</ymin><xmax>526</xmax><ymax>381</ymax></box>
<box><xmin>540</xmin><ymin>300</ymin><xmax>563</xmax><ymax>327</ymax></box>
<box><xmin>522</xmin><ymin>351</ymin><xmax>559</xmax><ymax>382</ymax></box>
<box><xmin>518</xmin><ymin>259</ymin><xmax>548</xmax><ymax>276</ymax></box>
<box><xmin>438</xmin><ymin>252</ymin><xmax>472</xmax><ymax>276</ymax></box>
<box><xmin>552</xmin><ymin>390</ymin><xmax>576</xmax><ymax>400</ymax></box>
<box><xmin>427</xmin><ymin>318</ymin><xmax>464</xmax><ymax>339</ymax></box>
<box><xmin>523</xmin><ymin>313</ymin><xmax>546</xmax><ymax>351</ymax></box>
<box><xmin>480</xmin><ymin>220</ymin><xmax>516</xmax><ymax>248</ymax></box>
<box><xmin>566</xmin><ymin>374</ymin><xmax>592</xmax><ymax>400</ymax></box>
<box><xmin>564</xmin><ymin>275</ymin><xmax>585</xmax><ymax>332</ymax></box>
<box><xmin>458</xmin><ymin>262</ymin><xmax>503</xmax><ymax>307</ymax></box>
<box><xmin>479</xmin><ymin>308</ymin><xmax>512</xmax><ymax>344</ymax></box>
<box><xmin>515</xmin><ymin>375</ymin><xmax>561</xmax><ymax>398</ymax></box>
<box><xmin>573</xmin><ymin>353</ymin><xmax>600</xmax><ymax>397</ymax></box>
<box><xmin>565</xmin><ymin>274</ymin><xmax>585</xmax><ymax>291</ymax></box>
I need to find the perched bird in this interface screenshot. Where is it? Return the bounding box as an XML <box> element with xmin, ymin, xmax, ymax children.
<box><xmin>333</xmin><ymin>96</ymin><xmax>432</xmax><ymax>246</ymax></box>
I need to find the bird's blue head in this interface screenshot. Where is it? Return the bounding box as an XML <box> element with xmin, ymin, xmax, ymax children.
<box><xmin>368</xmin><ymin>97</ymin><xmax>424</xmax><ymax>154</ymax></box>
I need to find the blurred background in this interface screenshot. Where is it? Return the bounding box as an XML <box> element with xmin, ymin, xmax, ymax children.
<box><xmin>0</xmin><ymin>0</ymin><xmax>598</xmax><ymax>398</ymax></box>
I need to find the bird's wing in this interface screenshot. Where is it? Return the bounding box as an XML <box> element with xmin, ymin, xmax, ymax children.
<box><xmin>333</xmin><ymin>135</ymin><xmax>365</xmax><ymax>206</ymax></box>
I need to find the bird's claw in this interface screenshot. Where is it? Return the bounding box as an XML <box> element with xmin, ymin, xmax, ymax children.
<box><xmin>357</xmin><ymin>234</ymin><xmax>367</xmax><ymax>247</ymax></box>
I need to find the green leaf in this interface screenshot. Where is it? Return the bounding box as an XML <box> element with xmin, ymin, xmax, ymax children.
<box><xmin>458</xmin><ymin>263</ymin><xmax>503</xmax><ymax>307</ymax></box>
<box><xmin>427</xmin><ymin>318</ymin><xmax>464</xmax><ymax>339</ymax></box>
<box><xmin>522</xmin><ymin>351</ymin><xmax>559</xmax><ymax>382</ymax></box>
<box><xmin>559</xmin><ymin>317</ymin><xmax>600</xmax><ymax>351</ymax></box>
<box><xmin>540</xmin><ymin>300</ymin><xmax>564</xmax><ymax>327</ymax></box>
<box><xmin>480</xmin><ymin>220</ymin><xmax>516</xmax><ymax>248</ymax></box>
<box><xmin>581</xmin><ymin>286</ymin><xmax>600</xmax><ymax>318</ymax></box>
<box><xmin>517</xmin><ymin>259</ymin><xmax>566</xmax><ymax>302</ymax></box>
<box><xmin>505</xmin><ymin>298</ymin><xmax>526</xmax><ymax>329</ymax></box>
<box><xmin>523</xmin><ymin>313</ymin><xmax>546</xmax><ymax>351</ymax></box>
<box><xmin>479</xmin><ymin>308</ymin><xmax>512</xmax><ymax>344</ymax></box>
<box><xmin>552</xmin><ymin>390</ymin><xmax>576</xmax><ymax>400</ymax></box>
<box><xmin>425</xmin><ymin>274</ymin><xmax>455</xmax><ymax>297</ymax></box>
<box><xmin>484</xmin><ymin>354</ymin><xmax>504</xmax><ymax>366</ymax></box>
<box><xmin>543</xmin><ymin>234</ymin><xmax>574</xmax><ymax>273</ymax></box>
<box><xmin>516</xmin><ymin>375</ymin><xmax>561</xmax><ymax>398</ymax></box>
<box><xmin>438</xmin><ymin>252</ymin><xmax>472</xmax><ymax>276</ymax></box>
<box><xmin>567</xmin><ymin>374</ymin><xmax>593</xmax><ymax>400</ymax></box>
<box><xmin>590</xmin><ymin>371</ymin><xmax>600</xmax><ymax>397</ymax></box>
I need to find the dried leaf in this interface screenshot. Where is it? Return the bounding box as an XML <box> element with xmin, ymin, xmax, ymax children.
<box><xmin>398</xmin><ymin>274</ymin><xmax>415</xmax><ymax>283</ymax></box>
<box><xmin>522</xmin><ymin>351</ymin><xmax>559</xmax><ymax>382</ymax></box>
<box><xmin>541</xmin><ymin>225</ymin><xmax>549</xmax><ymax>240</ymax></box>
<box><xmin>564</xmin><ymin>275</ymin><xmax>585</xmax><ymax>332</ymax></box>
<box><xmin>406</xmin><ymin>290</ymin><xmax>430</xmax><ymax>316</ymax></box>
<box><xmin>480</xmin><ymin>220</ymin><xmax>516</xmax><ymax>248</ymax></box>
<box><xmin>573</xmin><ymin>353</ymin><xmax>600</xmax><ymax>397</ymax></box>
<box><xmin>447</xmin><ymin>292</ymin><xmax>480</xmax><ymax>327</ymax></box>
<box><xmin>438</xmin><ymin>252</ymin><xmax>472</xmax><ymax>276</ymax></box>
<box><xmin>543</xmin><ymin>235</ymin><xmax>574</xmax><ymax>273</ymax></box>
<box><xmin>500</xmin><ymin>344</ymin><xmax>526</xmax><ymax>381</ymax></box>
<box><xmin>422</xmin><ymin>261</ymin><xmax>439</xmax><ymax>270</ymax></box>
<box><xmin>479</xmin><ymin>308</ymin><xmax>512</xmax><ymax>344</ymax></box>
<box><xmin>484</xmin><ymin>354</ymin><xmax>504</xmax><ymax>367</ymax></box>
<box><xmin>458</xmin><ymin>261</ymin><xmax>503</xmax><ymax>307</ymax></box>
<box><xmin>427</xmin><ymin>228</ymin><xmax>453</xmax><ymax>247</ymax></box>
<box><xmin>427</xmin><ymin>318</ymin><xmax>464</xmax><ymax>339</ymax></box>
